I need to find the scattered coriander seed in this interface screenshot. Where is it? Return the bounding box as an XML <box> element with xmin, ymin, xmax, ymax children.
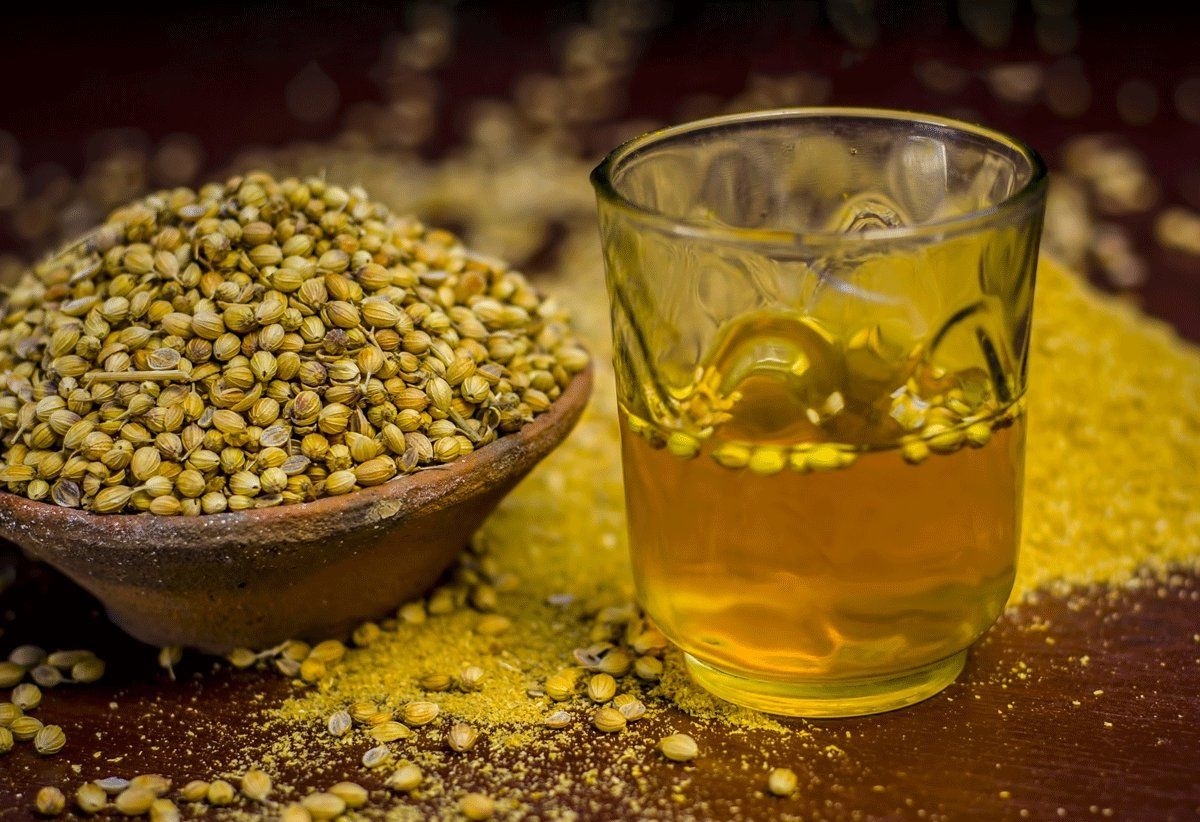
<box><xmin>418</xmin><ymin>672</ymin><xmax>453</xmax><ymax>692</ymax></box>
<box><xmin>386</xmin><ymin>762</ymin><xmax>423</xmax><ymax>793</ymax></box>
<box><xmin>46</xmin><ymin>650</ymin><xmax>95</xmax><ymax>669</ymax></box>
<box><xmin>544</xmin><ymin>710</ymin><xmax>572</xmax><ymax>729</ymax></box>
<box><xmin>299</xmin><ymin>657</ymin><xmax>326</xmax><ymax>682</ymax></box>
<box><xmin>9</xmin><ymin>645</ymin><xmax>46</xmax><ymax>667</ymax></box>
<box><xmin>75</xmin><ymin>782</ymin><xmax>108</xmax><ymax>813</ymax></box>
<box><xmin>306</xmin><ymin>641</ymin><xmax>345</xmax><ymax>667</ymax></box>
<box><xmin>0</xmin><ymin>702</ymin><xmax>19</xmax><ymax>726</ymax></box>
<box><xmin>460</xmin><ymin>792</ymin><xmax>495</xmax><ymax>821</ymax></box>
<box><xmin>545</xmin><ymin>670</ymin><xmax>579</xmax><ymax>701</ymax></box>
<box><xmin>328</xmin><ymin>781</ymin><xmax>369</xmax><ymax>809</ymax></box>
<box><xmin>129</xmin><ymin>775</ymin><xmax>170</xmax><ymax>796</ymax></box>
<box><xmin>70</xmin><ymin>658</ymin><xmax>105</xmax><ymax>684</ymax></box>
<box><xmin>226</xmin><ymin>648</ymin><xmax>257</xmax><ymax>669</ymax></box>
<box><xmin>362</xmin><ymin>744</ymin><xmax>391</xmax><ymax>769</ymax></box>
<box><xmin>30</xmin><ymin>665</ymin><xmax>62</xmax><ymax>688</ymax></box>
<box><xmin>458</xmin><ymin>666</ymin><xmax>486</xmax><ymax>692</ymax></box>
<box><xmin>634</xmin><ymin>655</ymin><xmax>663</xmax><ymax>681</ymax></box>
<box><xmin>206</xmin><ymin>779</ymin><xmax>235</xmax><ymax>806</ymax></box>
<box><xmin>240</xmin><ymin>769</ymin><xmax>272</xmax><ymax>802</ymax></box>
<box><xmin>447</xmin><ymin>722</ymin><xmax>479</xmax><ymax>752</ymax></box>
<box><xmin>586</xmin><ymin>673</ymin><xmax>617</xmax><ymax>703</ymax></box>
<box><xmin>10</xmin><ymin>714</ymin><xmax>43</xmax><ymax>741</ymax></box>
<box><xmin>768</xmin><ymin>766</ymin><xmax>798</xmax><ymax>797</ymax></box>
<box><xmin>402</xmin><ymin>701</ymin><xmax>439</xmax><ymax>726</ymax></box>
<box><xmin>370</xmin><ymin>720</ymin><xmax>413</xmax><ymax>743</ymax></box>
<box><xmin>96</xmin><ymin>777</ymin><xmax>130</xmax><ymax>794</ymax></box>
<box><xmin>0</xmin><ymin>661</ymin><xmax>24</xmax><ymax>687</ymax></box>
<box><xmin>352</xmin><ymin>621</ymin><xmax>381</xmax><ymax>647</ymax></box>
<box><xmin>33</xmin><ymin>724</ymin><xmax>66</xmax><ymax>755</ymax></box>
<box><xmin>179</xmin><ymin>780</ymin><xmax>209</xmax><ymax>802</ymax></box>
<box><xmin>475</xmin><ymin>614</ymin><xmax>512</xmax><ymax>636</ymax></box>
<box><xmin>149</xmin><ymin>798</ymin><xmax>181</xmax><ymax>822</ymax></box>
<box><xmin>397</xmin><ymin>602</ymin><xmax>426</xmax><ymax>624</ymax></box>
<box><xmin>35</xmin><ymin>786</ymin><xmax>66</xmax><ymax>816</ymax></box>
<box><xmin>280</xmin><ymin>803</ymin><xmax>313</xmax><ymax>822</ymax></box>
<box><xmin>0</xmin><ymin>726</ymin><xmax>12</xmax><ymax>753</ymax></box>
<box><xmin>114</xmin><ymin>786</ymin><xmax>157</xmax><ymax>816</ymax></box>
<box><xmin>902</xmin><ymin>439</ymin><xmax>931</xmax><ymax>465</ymax></box>
<box><xmin>301</xmin><ymin>792</ymin><xmax>347</xmax><ymax>820</ymax></box>
<box><xmin>12</xmin><ymin>682</ymin><xmax>42</xmax><ymax>710</ymax></box>
<box><xmin>326</xmin><ymin>710</ymin><xmax>352</xmax><ymax>737</ymax></box>
<box><xmin>592</xmin><ymin>707</ymin><xmax>626</xmax><ymax>733</ymax></box>
<box><xmin>658</xmin><ymin>733</ymin><xmax>699</xmax><ymax>762</ymax></box>
<box><xmin>157</xmin><ymin>647</ymin><xmax>182</xmax><ymax>680</ymax></box>
<box><xmin>617</xmin><ymin>699</ymin><xmax>647</xmax><ymax>722</ymax></box>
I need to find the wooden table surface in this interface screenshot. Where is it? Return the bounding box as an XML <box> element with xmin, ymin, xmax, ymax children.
<box><xmin>1</xmin><ymin>3</ymin><xmax>1198</xmax><ymax>819</ymax></box>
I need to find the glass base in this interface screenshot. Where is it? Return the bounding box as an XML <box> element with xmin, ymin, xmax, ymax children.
<box><xmin>684</xmin><ymin>649</ymin><xmax>968</xmax><ymax>718</ymax></box>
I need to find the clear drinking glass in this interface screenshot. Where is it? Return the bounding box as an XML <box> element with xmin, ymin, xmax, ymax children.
<box><xmin>591</xmin><ymin>108</ymin><xmax>1047</xmax><ymax>717</ymax></box>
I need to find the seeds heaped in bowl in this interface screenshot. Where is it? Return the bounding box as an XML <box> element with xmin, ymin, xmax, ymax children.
<box><xmin>0</xmin><ymin>171</ymin><xmax>591</xmax><ymax>650</ymax></box>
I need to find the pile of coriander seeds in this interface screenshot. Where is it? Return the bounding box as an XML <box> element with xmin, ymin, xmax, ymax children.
<box><xmin>0</xmin><ymin>172</ymin><xmax>588</xmax><ymax>515</ymax></box>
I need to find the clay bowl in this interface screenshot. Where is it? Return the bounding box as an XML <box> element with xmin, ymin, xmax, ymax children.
<box><xmin>0</xmin><ymin>365</ymin><xmax>592</xmax><ymax>654</ymax></box>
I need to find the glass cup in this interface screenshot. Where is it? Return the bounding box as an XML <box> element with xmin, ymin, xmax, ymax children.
<box><xmin>591</xmin><ymin>108</ymin><xmax>1047</xmax><ymax>717</ymax></box>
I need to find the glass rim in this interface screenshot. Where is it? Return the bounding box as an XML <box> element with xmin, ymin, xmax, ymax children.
<box><xmin>590</xmin><ymin>106</ymin><xmax>1049</xmax><ymax>246</ymax></box>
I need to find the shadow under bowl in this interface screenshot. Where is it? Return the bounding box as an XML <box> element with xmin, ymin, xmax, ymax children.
<box><xmin>0</xmin><ymin>365</ymin><xmax>592</xmax><ymax>654</ymax></box>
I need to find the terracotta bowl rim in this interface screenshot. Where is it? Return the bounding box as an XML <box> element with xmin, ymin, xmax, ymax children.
<box><xmin>0</xmin><ymin>362</ymin><xmax>593</xmax><ymax>535</ymax></box>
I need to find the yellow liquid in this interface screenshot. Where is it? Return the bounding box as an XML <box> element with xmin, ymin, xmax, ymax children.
<box><xmin>619</xmin><ymin>314</ymin><xmax>1025</xmax><ymax>714</ymax></box>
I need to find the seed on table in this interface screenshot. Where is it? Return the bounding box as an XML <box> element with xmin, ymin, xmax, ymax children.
<box><xmin>149</xmin><ymin>798</ymin><xmax>181</xmax><ymax>822</ymax></box>
<box><xmin>364</xmin><ymin>709</ymin><xmax>394</xmax><ymax>726</ymax></box>
<box><xmin>587</xmin><ymin>673</ymin><xmax>617</xmax><ymax>703</ymax></box>
<box><xmin>46</xmin><ymin>650</ymin><xmax>96</xmax><ymax>670</ymax></box>
<box><xmin>206</xmin><ymin>779</ymin><xmax>235</xmax><ymax>806</ymax></box>
<box><xmin>12</xmin><ymin>682</ymin><xmax>42</xmax><ymax>710</ymax></box>
<box><xmin>447</xmin><ymin>722</ymin><xmax>479</xmax><ymax>752</ymax></box>
<box><xmin>596</xmin><ymin>649</ymin><xmax>632</xmax><ymax>677</ymax></box>
<box><xmin>301</xmin><ymin>792</ymin><xmax>346</xmax><ymax>820</ymax></box>
<box><xmin>34</xmin><ymin>724</ymin><xmax>66</xmax><ymax>755</ymax></box>
<box><xmin>326</xmin><ymin>709</ymin><xmax>352</xmax><ymax>737</ymax></box>
<box><xmin>362</xmin><ymin>744</ymin><xmax>391</xmax><ymax>769</ymax></box>
<box><xmin>299</xmin><ymin>657</ymin><xmax>326</xmax><ymax>682</ymax></box>
<box><xmin>71</xmin><ymin>658</ymin><xmax>106</xmax><ymax>683</ymax></box>
<box><xmin>30</xmin><ymin>664</ymin><xmax>62</xmax><ymax>688</ymax></box>
<box><xmin>418</xmin><ymin>672</ymin><xmax>452</xmax><ymax>692</ymax></box>
<box><xmin>545</xmin><ymin>670</ymin><xmax>579</xmax><ymax>701</ymax></box>
<box><xmin>634</xmin><ymin>656</ymin><xmax>663</xmax><ymax>681</ymax></box>
<box><xmin>328</xmin><ymin>782</ymin><xmax>368</xmax><ymax>809</ymax></box>
<box><xmin>386</xmin><ymin>762</ymin><xmax>423</xmax><ymax>792</ymax></box>
<box><xmin>128</xmin><ymin>775</ymin><xmax>170</xmax><ymax>796</ymax></box>
<box><xmin>8</xmin><ymin>645</ymin><xmax>46</xmax><ymax>667</ymax></box>
<box><xmin>370</xmin><ymin>720</ymin><xmax>413</xmax><ymax>743</ymax></box>
<box><xmin>240</xmin><ymin>769</ymin><xmax>272</xmax><ymax>802</ymax></box>
<box><xmin>0</xmin><ymin>727</ymin><xmax>12</xmax><ymax>753</ymax></box>
<box><xmin>402</xmin><ymin>701</ymin><xmax>439</xmax><ymax>726</ymax></box>
<box><xmin>0</xmin><ymin>661</ymin><xmax>23</xmax><ymax>687</ymax></box>
<box><xmin>592</xmin><ymin>707</ymin><xmax>626</xmax><ymax>733</ymax></box>
<box><xmin>460</xmin><ymin>792</ymin><xmax>495</xmax><ymax>820</ymax></box>
<box><xmin>11</xmin><ymin>715</ymin><xmax>43</xmax><ymax>741</ymax></box>
<box><xmin>229</xmin><ymin>648</ymin><xmax>260</xmax><ymax>667</ymax></box>
<box><xmin>658</xmin><ymin>733</ymin><xmax>699</xmax><ymax>762</ymax></box>
<box><xmin>901</xmin><ymin>440</ymin><xmax>930</xmax><ymax>465</ymax></box>
<box><xmin>308</xmin><ymin>639</ymin><xmax>346</xmax><ymax>664</ymax></box>
<box><xmin>352</xmin><ymin>621</ymin><xmax>381</xmax><ymax>647</ymax></box>
<box><xmin>35</xmin><ymin>786</ymin><xmax>66</xmax><ymax>816</ymax></box>
<box><xmin>617</xmin><ymin>699</ymin><xmax>646</xmax><ymax>722</ymax></box>
<box><xmin>475</xmin><ymin>614</ymin><xmax>512</xmax><ymax>636</ymax></box>
<box><xmin>179</xmin><ymin>780</ymin><xmax>209</xmax><ymax>802</ymax></box>
<box><xmin>0</xmin><ymin>702</ymin><xmax>20</xmax><ymax>726</ymax></box>
<box><xmin>114</xmin><ymin>787</ymin><xmax>156</xmax><ymax>815</ymax></box>
<box><xmin>768</xmin><ymin>767</ymin><xmax>798</xmax><ymax>796</ymax></box>
<box><xmin>349</xmin><ymin>702</ymin><xmax>379</xmax><ymax>723</ymax></box>
<box><xmin>459</xmin><ymin>666</ymin><xmax>485</xmax><ymax>692</ymax></box>
<box><xmin>280</xmin><ymin>804</ymin><xmax>313</xmax><ymax>822</ymax></box>
<box><xmin>544</xmin><ymin>710</ymin><xmax>572</xmax><ymax>729</ymax></box>
<box><xmin>96</xmin><ymin>777</ymin><xmax>130</xmax><ymax>794</ymax></box>
<box><xmin>75</xmin><ymin>782</ymin><xmax>108</xmax><ymax>813</ymax></box>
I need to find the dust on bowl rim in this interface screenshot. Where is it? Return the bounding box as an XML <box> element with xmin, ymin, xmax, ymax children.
<box><xmin>590</xmin><ymin>106</ymin><xmax>1050</xmax><ymax>246</ymax></box>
